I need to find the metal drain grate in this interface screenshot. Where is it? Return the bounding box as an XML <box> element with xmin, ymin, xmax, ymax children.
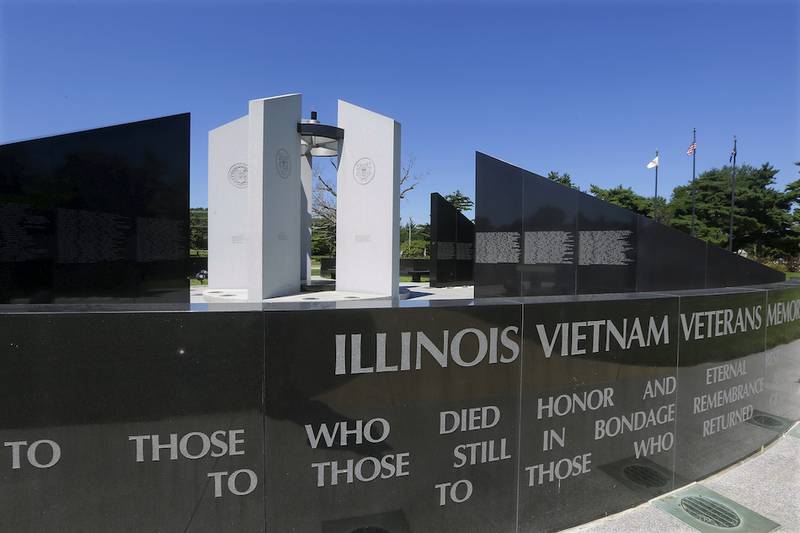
<box><xmin>751</xmin><ymin>414</ymin><xmax>785</xmax><ymax>429</ymax></box>
<box><xmin>623</xmin><ymin>464</ymin><xmax>668</xmax><ymax>488</ymax></box>
<box><xmin>680</xmin><ymin>496</ymin><xmax>742</xmax><ymax>528</ymax></box>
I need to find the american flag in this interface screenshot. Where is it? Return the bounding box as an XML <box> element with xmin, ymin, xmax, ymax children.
<box><xmin>686</xmin><ymin>142</ymin><xmax>697</xmax><ymax>156</ymax></box>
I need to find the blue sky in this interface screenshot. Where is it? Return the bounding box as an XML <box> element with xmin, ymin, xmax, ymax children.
<box><xmin>1</xmin><ymin>0</ymin><xmax>797</xmax><ymax>224</ymax></box>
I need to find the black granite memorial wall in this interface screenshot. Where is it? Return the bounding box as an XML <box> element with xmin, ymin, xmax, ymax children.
<box><xmin>430</xmin><ymin>193</ymin><xmax>475</xmax><ymax>287</ymax></box>
<box><xmin>764</xmin><ymin>283</ymin><xmax>800</xmax><ymax>425</ymax></box>
<box><xmin>1</xmin><ymin>282</ymin><xmax>798</xmax><ymax>532</ymax></box>
<box><xmin>0</xmin><ymin>309</ymin><xmax>264</xmax><ymax>532</ymax></box>
<box><xmin>518</xmin><ymin>294</ymin><xmax>680</xmax><ymax>531</ymax></box>
<box><xmin>672</xmin><ymin>289</ymin><xmax>773</xmax><ymax>482</ymax></box>
<box><xmin>0</xmin><ymin>114</ymin><xmax>190</xmax><ymax>304</ymax></box>
<box><xmin>474</xmin><ymin>152</ymin><xmax>784</xmax><ymax>298</ymax></box>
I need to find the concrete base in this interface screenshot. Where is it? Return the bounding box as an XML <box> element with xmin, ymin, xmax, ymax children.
<box><xmin>191</xmin><ymin>282</ymin><xmax>475</xmax><ymax>304</ymax></box>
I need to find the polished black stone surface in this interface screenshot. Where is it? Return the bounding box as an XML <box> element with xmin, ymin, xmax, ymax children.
<box><xmin>673</xmin><ymin>291</ymin><xmax>775</xmax><ymax>482</ymax></box>
<box><xmin>430</xmin><ymin>193</ymin><xmax>474</xmax><ymax>287</ymax></box>
<box><xmin>455</xmin><ymin>209</ymin><xmax>475</xmax><ymax>282</ymax></box>
<box><xmin>0</xmin><ymin>114</ymin><xmax>190</xmax><ymax>304</ymax></box>
<box><xmin>474</xmin><ymin>153</ymin><xmax>524</xmax><ymax>298</ymax></box>
<box><xmin>264</xmin><ymin>305</ymin><xmax>522</xmax><ymax>533</ymax></box>
<box><xmin>518</xmin><ymin>296</ymin><xmax>678</xmax><ymax>532</ymax></box>
<box><xmin>576</xmin><ymin>192</ymin><xmax>638</xmax><ymax>294</ymax></box>
<box><xmin>764</xmin><ymin>284</ymin><xmax>800</xmax><ymax>424</ymax></box>
<box><xmin>636</xmin><ymin>216</ymin><xmax>707</xmax><ymax>291</ymax></box>
<box><xmin>521</xmin><ymin>165</ymin><xmax>578</xmax><ymax>297</ymax></box>
<box><xmin>473</xmin><ymin>153</ymin><xmax>783</xmax><ymax>298</ymax></box>
<box><xmin>0</xmin><ymin>311</ymin><xmax>264</xmax><ymax>532</ymax></box>
<box><xmin>706</xmin><ymin>244</ymin><xmax>785</xmax><ymax>288</ymax></box>
<box><xmin>430</xmin><ymin>193</ymin><xmax>457</xmax><ymax>285</ymax></box>
<box><xmin>0</xmin><ymin>282</ymin><xmax>798</xmax><ymax>532</ymax></box>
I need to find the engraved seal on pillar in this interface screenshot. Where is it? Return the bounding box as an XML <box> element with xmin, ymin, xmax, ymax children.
<box><xmin>227</xmin><ymin>162</ymin><xmax>248</xmax><ymax>189</ymax></box>
<box><xmin>276</xmin><ymin>148</ymin><xmax>291</xmax><ymax>179</ymax></box>
<box><xmin>353</xmin><ymin>157</ymin><xmax>376</xmax><ymax>185</ymax></box>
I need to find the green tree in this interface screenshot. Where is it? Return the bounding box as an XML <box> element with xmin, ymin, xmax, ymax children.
<box><xmin>411</xmin><ymin>222</ymin><xmax>430</xmax><ymax>242</ymax></box>
<box><xmin>311</xmin><ymin>217</ymin><xmax>335</xmax><ymax>256</ymax></box>
<box><xmin>189</xmin><ymin>208</ymin><xmax>208</xmax><ymax>252</ymax></box>
<box><xmin>547</xmin><ymin>171</ymin><xmax>579</xmax><ymax>190</ymax></box>
<box><xmin>670</xmin><ymin>164</ymin><xmax>800</xmax><ymax>258</ymax></box>
<box><xmin>589</xmin><ymin>185</ymin><xmax>652</xmax><ymax>217</ymax></box>
<box><xmin>400</xmin><ymin>220</ymin><xmax>430</xmax><ymax>257</ymax></box>
<box><xmin>400</xmin><ymin>239</ymin><xmax>428</xmax><ymax>258</ymax></box>
<box><xmin>444</xmin><ymin>190</ymin><xmax>474</xmax><ymax>212</ymax></box>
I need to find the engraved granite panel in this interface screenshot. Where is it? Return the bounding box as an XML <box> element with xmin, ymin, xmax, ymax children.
<box><xmin>0</xmin><ymin>114</ymin><xmax>189</xmax><ymax>303</ymax></box>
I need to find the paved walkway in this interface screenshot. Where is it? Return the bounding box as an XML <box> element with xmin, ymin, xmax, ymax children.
<box><xmin>568</xmin><ymin>427</ymin><xmax>800</xmax><ymax>532</ymax></box>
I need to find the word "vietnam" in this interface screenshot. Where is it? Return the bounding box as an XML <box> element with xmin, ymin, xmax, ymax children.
<box><xmin>334</xmin><ymin>326</ymin><xmax>520</xmax><ymax>375</ymax></box>
<box><xmin>536</xmin><ymin>316</ymin><xmax>670</xmax><ymax>358</ymax></box>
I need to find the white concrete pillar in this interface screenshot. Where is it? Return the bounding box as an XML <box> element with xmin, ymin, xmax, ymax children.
<box><xmin>246</xmin><ymin>94</ymin><xmax>302</xmax><ymax>300</ymax></box>
<box><xmin>335</xmin><ymin>100</ymin><xmax>400</xmax><ymax>298</ymax></box>
<box><xmin>208</xmin><ymin>116</ymin><xmax>248</xmax><ymax>289</ymax></box>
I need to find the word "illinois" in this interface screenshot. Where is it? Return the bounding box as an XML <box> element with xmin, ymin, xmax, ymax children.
<box><xmin>334</xmin><ymin>326</ymin><xmax>520</xmax><ymax>375</ymax></box>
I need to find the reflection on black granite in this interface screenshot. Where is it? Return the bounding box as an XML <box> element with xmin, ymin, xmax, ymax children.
<box><xmin>0</xmin><ymin>311</ymin><xmax>265</xmax><ymax>532</ymax></box>
<box><xmin>636</xmin><ymin>216</ymin><xmax>707</xmax><ymax>291</ymax></box>
<box><xmin>264</xmin><ymin>305</ymin><xmax>522</xmax><ymax>533</ymax></box>
<box><xmin>764</xmin><ymin>285</ymin><xmax>800</xmax><ymax>423</ymax></box>
<box><xmin>322</xmin><ymin>510</ymin><xmax>411</xmax><ymax>533</ymax></box>
<box><xmin>473</xmin><ymin>153</ymin><xmax>784</xmax><ymax>299</ymax></box>
<box><xmin>518</xmin><ymin>296</ymin><xmax>679</xmax><ymax>532</ymax></box>
<box><xmin>1</xmin><ymin>283</ymin><xmax>798</xmax><ymax>533</ymax></box>
<box><xmin>673</xmin><ymin>291</ymin><xmax>775</xmax><ymax>482</ymax></box>
<box><xmin>430</xmin><ymin>193</ymin><xmax>474</xmax><ymax>287</ymax></box>
<box><xmin>0</xmin><ymin>114</ymin><xmax>190</xmax><ymax>303</ymax></box>
<box><xmin>706</xmin><ymin>244</ymin><xmax>785</xmax><ymax>288</ymax></box>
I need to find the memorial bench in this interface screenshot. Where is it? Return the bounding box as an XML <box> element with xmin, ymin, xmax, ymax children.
<box><xmin>408</xmin><ymin>270</ymin><xmax>430</xmax><ymax>282</ymax></box>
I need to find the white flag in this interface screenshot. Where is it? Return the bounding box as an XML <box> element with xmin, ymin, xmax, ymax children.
<box><xmin>646</xmin><ymin>155</ymin><xmax>659</xmax><ymax>169</ymax></box>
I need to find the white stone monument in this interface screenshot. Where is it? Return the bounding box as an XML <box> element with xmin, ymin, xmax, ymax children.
<box><xmin>335</xmin><ymin>100</ymin><xmax>401</xmax><ymax>298</ymax></box>
<box><xmin>208</xmin><ymin>95</ymin><xmax>399</xmax><ymax>301</ymax></box>
<box><xmin>246</xmin><ymin>94</ymin><xmax>302</xmax><ymax>300</ymax></box>
<box><xmin>208</xmin><ymin>116</ymin><xmax>248</xmax><ymax>289</ymax></box>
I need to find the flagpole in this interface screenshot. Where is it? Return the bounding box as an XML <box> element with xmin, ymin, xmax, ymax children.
<box><xmin>690</xmin><ymin>128</ymin><xmax>697</xmax><ymax>236</ymax></box>
<box><xmin>653</xmin><ymin>149</ymin><xmax>659</xmax><ymax>220</ymax></box>
<box><xmin>728</xmin><ymin>136</ymin><xmax>737</xmax><ymax>252</ymax></box>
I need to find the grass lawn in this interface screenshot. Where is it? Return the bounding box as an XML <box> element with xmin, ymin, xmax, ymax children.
<box><xmin>786</xmin><ymin>272</ymin><xmax>800</xmax><ymax>280</ymax></box>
